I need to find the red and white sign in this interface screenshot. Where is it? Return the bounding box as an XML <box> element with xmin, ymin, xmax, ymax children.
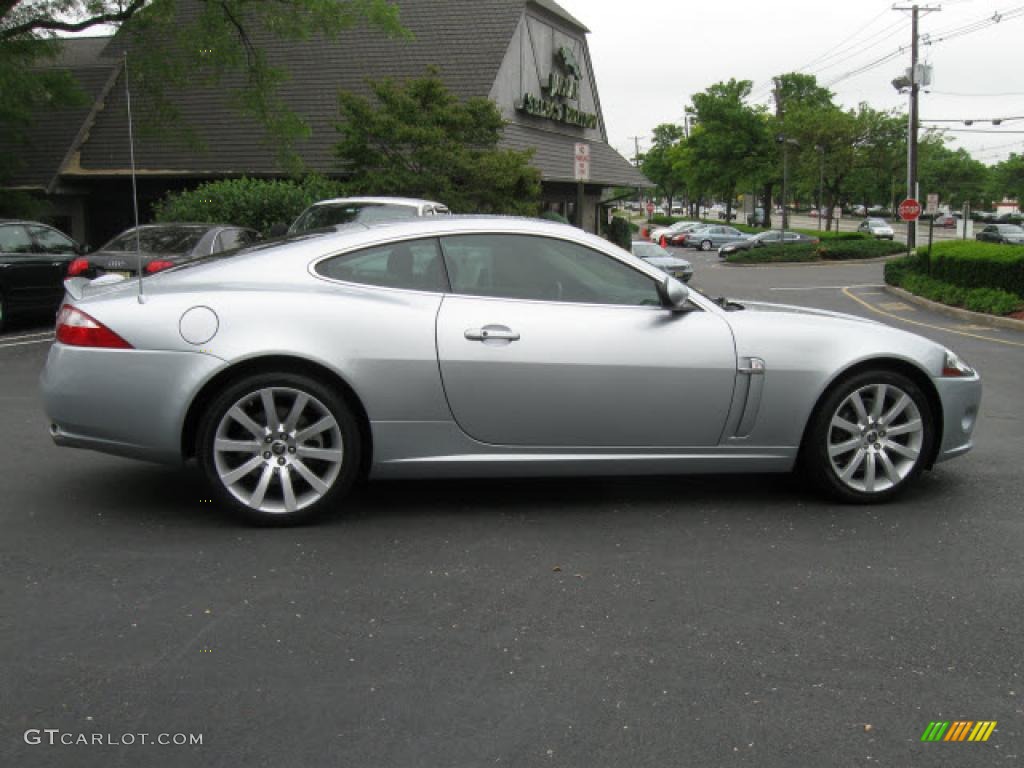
<box><xmin>574</xmin><ymin>142</ymin><xmax>591</xmax><ymax>182</ymax></box>
<box><xmin>898</xmin><ymin>198</ymin><xmax>922</xmax><ymax>221</ymax></box>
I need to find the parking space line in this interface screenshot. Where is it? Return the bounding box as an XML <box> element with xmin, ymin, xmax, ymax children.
<box><xmin>770</xmin><ymin>284</ymin><xmax>886</xmax><ymax>291</ymax></box>
<box><xmin>842</xmin><ymin>287</ymin><xmax>1024</xmax><ymax>348</ymax></box>
<box><xmin>0</xmin><ymin>336</ymin><xmax>53</xmax><ymax>349</ymax></box>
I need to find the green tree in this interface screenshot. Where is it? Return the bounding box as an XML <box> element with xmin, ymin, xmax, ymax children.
<box><xmin>986</xmin><ymin>153</ymin><xmax>1024</xmax><ymax>208</ymax></box>
<box><xmin>0</xmin><ymin>0</ymin><xmax>405</xmax><ymax>177</ymax></box>
<box><xmin>687</xmin><ymin>79</ymin><xmax>769</xmax><ymax>222</ymax></box>
<box><xmin>918</xmin><ymin>137</ymin><xmax>989</xmax><ymax>211</ymax></box>
<box><xmin>640</xmin><ymin>123</ymin><xmax>685</xmax><ymax>213</ymax></box>
<box><xmin>334</xmin><ymin>71</ymin><xmax>541</xmax><ymax>215</ymax></box>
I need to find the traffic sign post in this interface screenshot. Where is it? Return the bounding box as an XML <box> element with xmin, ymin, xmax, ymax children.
<box><xmin>898</xmin><ymin>198</ymin><xmax>922</xmax><ymax>257</ymax></box>
<box><xmin>925</xmin><ymin>194</ymin><xmax>938</xmax><ymax>261</ymax></box>
<box><xmin>898</xmin><ymin>198</ymin><xmax>922</xmax><ymax>221</ymax></box>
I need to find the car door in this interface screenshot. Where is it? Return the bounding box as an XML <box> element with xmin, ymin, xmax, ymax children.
<box><xmin>435</xmin><ymin>233</ymin><xmax>737</xmax><ymax>447</ymax></box>
<box><xmin>0</xmin><ymin>223</ymin><xmax>59</xmax><ymax>312</ymax></box>
<box><xmin>27</xmin><ymin>224</ymin><xmax>78</xmax><ymax>305</ymax></box>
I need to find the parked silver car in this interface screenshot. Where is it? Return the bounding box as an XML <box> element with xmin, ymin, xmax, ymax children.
<box><xmin>42</xmin><ymin>217</ymin><xmax>980</xmax><ymax>524</ymax></box>
<box><xmin>677</xmin><ymin>225</ymin><xmax>750</xmax><ymax>251</ymax></box>
<box><xmin>630</xmin><ymin>240</ymin><xmax>693</xmax><ymax>282</ymax></box>
<box><xmin>858</xmin><ymin>218</ymin><xmax>895</xmax><ymax>240</ymax></box>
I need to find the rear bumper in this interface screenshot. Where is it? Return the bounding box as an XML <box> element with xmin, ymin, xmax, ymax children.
<box><xmin>41</xmin><ymin>344</ymin><xmax>224</xmax><ymax>464</ymax></box>
<box><xmin>933</xmin><ymin>374</ymin><xmax>982</xmax><ymax>465</ymax></box>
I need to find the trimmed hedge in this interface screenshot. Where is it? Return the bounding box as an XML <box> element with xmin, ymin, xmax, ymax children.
<box><xmin>607</xmin><ymin>216</ymin><xmax>633</xmax><ymax>251</ymax></box>
<box><xmin>725</xmin><ymin>244</ymin><xmax>818</xmax><ymax>263</ymax></box>
<box><xmin>921</xmin><ymin>240</ymin><xmax>1024</xmax><ymax>297</ymax></box>
<box><xmin>885</xmin><ymin>258</ymin><xmax>1022</xmax><ymax>316</ymax></box>
<box><xmin>818</xmin><ymin>239</ymin><xmax>906</xmax><ymax>260</ymax></box>
<box><xmin>726</xmin><ymin>238</ymin><xmax>904</xmax><ymax>264</ymax></box>
<box><xmin>155</xmin><ymin>175</ymin><xmax>345</xmax><ymax>236</ymax></box>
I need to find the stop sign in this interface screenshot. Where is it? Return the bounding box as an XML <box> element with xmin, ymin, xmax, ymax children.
<box><xmin>898</xmin><ymin>198</ymin><xmax>922</xmax><ymax>221</ymax></box>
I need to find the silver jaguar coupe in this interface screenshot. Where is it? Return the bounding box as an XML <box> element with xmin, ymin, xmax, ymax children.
<box><xmin>41</xmin><ymin>217</ymin><xmax>981</xmax><ymax>524</ymax></box>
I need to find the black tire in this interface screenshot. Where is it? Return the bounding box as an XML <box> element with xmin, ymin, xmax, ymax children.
<box><xmin>700</xmin><ymin>239</ymin><xmax>713</xmax><ymax>251</ymax></box>
<box><xmin>800</xmin><ymin>369</ymin><xmax>935</xmax><ymax>504</ymax></box>
<box><xmin>196</xmin><ymin>372</ymin><xmax>362</xmax><ymax>525</ymax></box>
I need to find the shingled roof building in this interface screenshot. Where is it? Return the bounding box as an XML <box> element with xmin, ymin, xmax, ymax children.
<box><xmin>4</xmin><ymin>0</ymin><xmax>649</xmax><ymax>245</ymax></box>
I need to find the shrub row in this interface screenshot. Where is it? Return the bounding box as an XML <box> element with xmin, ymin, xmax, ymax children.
<box><xmin>154</xmin><ymin>175</ymin><xmax>345</xmax><ymax>236</ymax></box>
<box><xmin>725</xmin><ymin>244</ymin><xmax>818</xmax><ymax>263</ymax></box>
<box><xmin>818</xmin><ymin>239</ymin><xmax>906</xmax><ymax>260</ymax></box>
<box><xmin>726</xmin><ymin>238</ymin><xmax>904</xmax><ymax>264</ymax></box>
<box><xmin>885</xmin><ymin>256</ymin><xmax>1022</xmax><ymax>316</ymax></box>
<box><xmin>919</xmin><ymin>240</ymin><xmax>1024</xmax><ymax>297</ymax></box>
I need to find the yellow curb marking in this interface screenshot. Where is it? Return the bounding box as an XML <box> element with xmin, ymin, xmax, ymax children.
<box><xmin>842</xmin><ymin>287</ymin><xmax>1024</xmax><ymax>348</ymax></box>
<box><xmin>879</xmin><ymin>302</ymin><xmax>915</xmax><ymax>312</ymax></box>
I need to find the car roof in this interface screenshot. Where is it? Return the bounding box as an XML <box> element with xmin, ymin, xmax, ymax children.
<box><xmin>309</xmin><ymin>197</ymin><xmax>445</xmax><ymax>208</ymax></box>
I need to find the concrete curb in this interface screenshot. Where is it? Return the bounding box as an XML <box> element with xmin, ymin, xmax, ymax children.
<box><xmin>883</xmin><ymin>285</ymin><xmax>1024</xmax><ymax>332</ymax></box>
<box><xmin>721</xmin><ymin>253</ymin><xmax>907</xmax><ymax>268</ymax></box>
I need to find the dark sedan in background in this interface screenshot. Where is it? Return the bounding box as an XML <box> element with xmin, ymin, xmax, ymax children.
<box><xmin>0</xmin><ymin>219</ymin><xmax>81</xmax><ymax>331</ymax></box>
<box><xmin>70</xmin><ymin>223</ymin><xmax>260</xmax><ymax>279</ymax></box>
<box><xmin>718</xmin><ymin>230</ymin><xmax>819</xmax><ymax>258</ymax></box>
<box><xmin>975</xmin><ymin>224</ymin><xmax>1024</xmax><ymax>245</ymax></box>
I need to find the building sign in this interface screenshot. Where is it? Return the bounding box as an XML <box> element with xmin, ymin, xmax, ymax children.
<box><xmin>517</xmin><ymin>45</ymin><xmax>598</xmax><ymax>130</ymax></box>
<box><xmin>574</xmin><ymin>142</ymin><xmax>590</xmax><ymax>181</ymax></box>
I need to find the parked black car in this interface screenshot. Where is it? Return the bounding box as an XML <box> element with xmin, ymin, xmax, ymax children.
<box><xmin>0</xmin><ymin>219</ymin><xmax>82</xmax><ymax>332</ymax></box>
<box><xmin>72</xmin><ymin>223</ymin><xmax>261</xmax><ymax>279</ymax></box>
<box><xmin>975</xmin><ymin>224</ymin><xmax>1024</xmax><ymax>245</ymax></box>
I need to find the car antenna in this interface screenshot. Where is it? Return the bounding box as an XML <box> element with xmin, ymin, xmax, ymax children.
<box><xmin>124</xmin><ymin>52</ymin><xmax>144</xmax><ymax>304</ymax></box>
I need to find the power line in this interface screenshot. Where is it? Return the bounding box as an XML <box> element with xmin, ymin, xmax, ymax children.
<box><xmin>928</xmin><ymin>90</ymin><xmax>1024</xmax><ymax>97</ymax></box>
<box><xmin>941</xmin><ymin>128</ymin><xmax>1024</xmax><ymax>133</ymax></box>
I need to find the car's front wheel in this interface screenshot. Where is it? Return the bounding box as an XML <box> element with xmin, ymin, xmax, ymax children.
<box><xmin>801</xmin><ymin>369</ymin><xmax>935</xmax><ymax>503</ymax></box>
<box><xmin>197</xmin><ymin>372</ymin><xmax>362</xmax><ymax>524</ymax></box>
<box><xmin>700</xmin><ymin>239</ymin><xmax>713</xmax><ymax>251</ymax></box>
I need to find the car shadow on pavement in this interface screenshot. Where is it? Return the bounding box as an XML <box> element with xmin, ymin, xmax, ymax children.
<box><xmin>52</xmin><ymin>461</ymin><xmax>966</xmax><ymax>529</ymax></box>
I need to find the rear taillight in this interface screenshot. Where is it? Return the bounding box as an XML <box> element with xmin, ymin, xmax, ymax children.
<box><xmin>55</xmin><ymin>305</ymin><xmax>133</xmax><ymax>349</ymax></box>
<box><xmin>67</xmin><ymin>258</ymin><xmax>90</xmax><ymax>277</ymax></box>
<box><xmin>145</xmin><ymin>260</ymin><xmax>175</xmax><ymax>274</ymax></box>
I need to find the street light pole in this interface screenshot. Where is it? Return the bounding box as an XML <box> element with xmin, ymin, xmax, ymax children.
<box><xmin>815</xmin><ymin>145</ymin><xmax>824</xmax><ymax>232</ymax></box>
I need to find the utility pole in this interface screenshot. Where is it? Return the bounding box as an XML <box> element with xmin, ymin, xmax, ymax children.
<box><xmin>629</xmin><ymin>136</ymin><xmax>643</xmax><ymax>167</ymax></box>
<box><xmin>894</xmin><ymin>3</ymin><xmax>940</xmax><ymax>250</ymax></box>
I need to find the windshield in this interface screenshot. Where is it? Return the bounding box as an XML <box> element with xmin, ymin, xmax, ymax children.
<box><xmin>997</xmin><ymin>225</ymin><xmax>1023</xmax><ymax>233</ymax></box>
<box><xmin>867</xmin><ymin>219</ymin><xmax>888</xmax><ymax>226</ymax></box>
<box><xmin>290</xmin><ymin>202</ymin><xmax>419</xmax><ymax>233</ymax></box>
<box><xmin>631</xmin><ymin>242</ymin><xmax>669</xmax><ymax>259</ymax></box>
<box><xmin>101</xmin><ymin>227</ymin><xmax>206</xmax><ymax>254</ymax></box>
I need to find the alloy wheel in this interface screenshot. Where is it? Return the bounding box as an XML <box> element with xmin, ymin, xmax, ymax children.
<box><xmin>212</xmin><ymin>386</ymin><xmax>344</xmax><ymax>514</ymax></box>
<box><xmin>826</xmin><ymin>382</ymin><xmax>924</xmax><ymax>494</ymax></box>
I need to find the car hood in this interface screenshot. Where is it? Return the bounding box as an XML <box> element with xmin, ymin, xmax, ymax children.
<box><xmin>734</xmin><ymin>299</ymin><xmax>881</xmax><ymax>326</ymax></box>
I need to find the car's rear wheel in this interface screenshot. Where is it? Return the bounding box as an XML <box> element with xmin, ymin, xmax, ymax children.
<box><xmin>801</xmin><ymin>369</ymin><xmax>935</xmax><ymax>503</ymax></box>
<box><xmin>700</xmin><ymin>239</ymin><xmax>713</xmax><ymax>251</ymax></box>
<box><xmin>197</xmin><ymin>372</ymin><xmax>361</xmax><ymax>525</ymax></box>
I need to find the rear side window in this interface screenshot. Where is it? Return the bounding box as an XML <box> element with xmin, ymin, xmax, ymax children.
<box><xmin>29</xmin><ymin>225</ymin><xmax>76</xmax><ymax>254</ymax></box>
<box><xmin>0</xmin><ymin>224</ymin><xmax>34</xmax><ymax>254</ymax></box>
<box><xmin>315</xmin><ymin>238</ymin><xmax>447</xmax><ymax>292</ymax></box>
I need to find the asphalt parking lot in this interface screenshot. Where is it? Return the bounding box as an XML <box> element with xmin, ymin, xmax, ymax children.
<box><xmin>2</xmin><ymin>255</ymin><xmax>1022</xmax><ymax>767</ymax></box>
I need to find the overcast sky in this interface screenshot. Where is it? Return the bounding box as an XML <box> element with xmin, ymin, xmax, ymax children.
<box><xmin>556</xmin><ymin>0</ymin><xmax>1023</xmax><ymax>166</ymax></box>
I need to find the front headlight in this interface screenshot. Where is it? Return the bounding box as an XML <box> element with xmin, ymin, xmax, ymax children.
<box><xmin>942</xmin><ymin>349</ymin><xmax>976</xmax><ymax>377</ymax></box>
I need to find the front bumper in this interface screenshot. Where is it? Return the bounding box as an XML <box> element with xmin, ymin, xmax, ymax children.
<box><xmin>41</xmin><ymin>344</ymin><xmax>225</xmax><ymax>464</ymax></box>
<box><xmin>933</xmin><ymin>374</ymin><xmax>982</xmax><ymax>464</ymax></box>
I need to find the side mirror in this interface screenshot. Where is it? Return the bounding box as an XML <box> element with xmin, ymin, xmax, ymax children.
<box><xmin>657</xmin><ymin>274</ymin><xmax>690</xmax><ymax>310</ymax></box>
<box><xmin>269</xmin><ymin>222</ymin><xmax>288</xmax><ymax>238</ymax></box>
<box><xmin>77</xmin><ymin>243</ymin><xmax>92</xmax><ymax>255</ymax></box>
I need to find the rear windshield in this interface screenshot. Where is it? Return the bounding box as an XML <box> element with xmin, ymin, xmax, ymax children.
<box><xmin>996</xmin><ymin>225</ymin><xmax>1023</xmax><ymax>233</ymax></box>
<box><xmin>101</xmin><ymin>227</ymin><xmax>206</xmax><ymax>254</ymax></box>
<box><xmin>290</xmin><ymin>203</ymin><xmax>419</xmax><ymax>233</ymax></box>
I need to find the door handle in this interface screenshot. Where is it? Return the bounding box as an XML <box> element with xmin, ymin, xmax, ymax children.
<box><xmin>465</xmin><ymin>326</ymin><xmax>520</xmax><ymax>342</ymax></box>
